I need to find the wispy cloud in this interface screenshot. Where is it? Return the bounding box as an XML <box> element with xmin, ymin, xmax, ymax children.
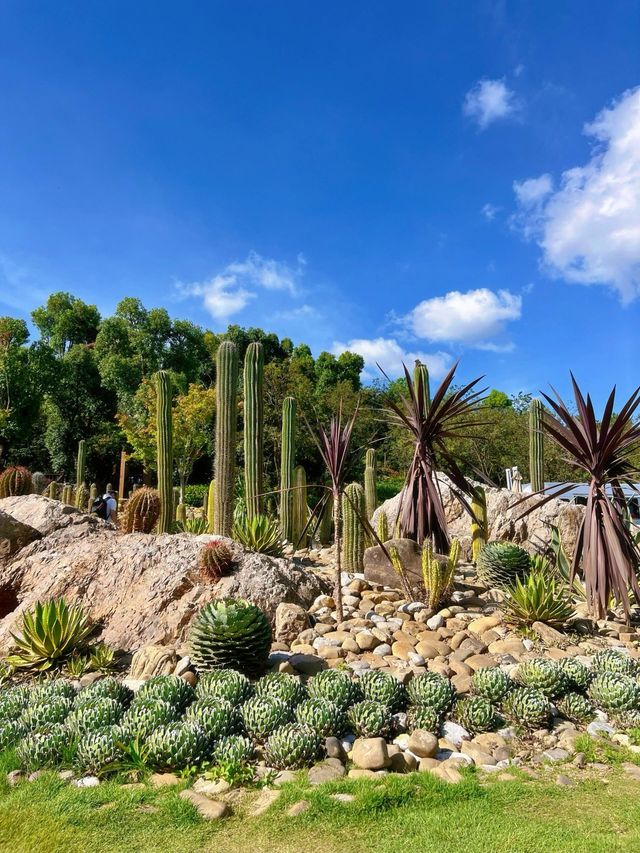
<box><xmin>482</xmin><ymin>202</ymin><xmax>501</xmax><ymax>221</ymax></box>
<box><xmin>512</xmin><ymin>85</ymin><xmax>640</xmax><ymax>302</ymax></box>
<box><xmin>332</xmin><ymin>336</ymin><xmax>452</xmax><ymax>381</ymax></box>
<box><xmin>463</xmin><ymin>78</ymin><xmax>519</xmax><ymax>130</ymax></box>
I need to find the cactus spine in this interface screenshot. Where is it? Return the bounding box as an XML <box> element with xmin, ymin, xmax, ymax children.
<box><xmin>342</xmin><ymin>482</ymin><xmax>365</xmax><ymax>572</ymax></box>
<box><xmin>471</xmin><ymin>486</ymin><xmax>487</xmax><ymax>564</ymax></box>
<box><xmin>279</xmin><ymin>396</ymin><xmax>296</xmax><ymax>542</ymax></box>
<box><xmin>206</xmin><ymin>479</ymin><xmax>215</xmax><ymax>533</ymax></box>
<box><xmin>214</xmin><ymin>341</ymin><xmax>238</xmax><ymax>537</ymax></box>
<box><xmin>243</xmin><ymin>342</ymin><xmax>264</xmax><ymax>520</ymax></box>
<box><xmin>122</xmin><ymin>487</ymin><xmax>161</xmax><ymax>534</ymax></box>
<box><xmin>529</xmin><ymin>398</ymin><xmax>545</xmax><ymax>493</ymax></box>
<box><xmin>75</xmin><ymin>439</ymin><xmax>86</xmax><ymax>490</ymax></box>
<box><xmin>155</xmin><ymin>370</ymin><xmax>174</xmax><ymax>534</ymax></box>
<box><xmin>292</xmin><ymin>465</ymin><xmax>308</xmax><ymax>547</ymax></box>
<box><xmin>413</xmin><ymin>360</ymin><xmax>431</xmax><ymax>417</ymax></box>
<box><xmin>0</xmin><ymin>466</ymin><xmax>32</xmax><ymax>497</ymax></box>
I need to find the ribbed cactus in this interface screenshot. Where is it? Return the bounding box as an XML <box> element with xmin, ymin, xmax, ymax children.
<box><xmin>413</xmin><ymin>360</ymin><xmax>431</xmax><ymax>417</ymax></box>
<box><xmin>0</xmin><ymin>466</ymin><xmax>32</xmax><ymax>498</ymax></box>
<box><xmin>292</xmin><ymin>465</ymin><xmax>308</xmax><ymax>548</ymax></box>
<box><xmin>89</xmin><ymin>483</ymin><xmax>98</xmax><ymax>504</ymax></box>
<box><xmin>75</xmin><ymin>439</ymin><xmax>86</xmax><ymax>490</ymax></box>
<box><xmin>214</xmin><ymin>341</ymin><xmax>238</xmax><ymax>537</ymax></box>
<box><xmin>471</xmin><ymin>486</ymin><xmax>487</xmax><ymax>564</ymax></box>
<box><xmin>75</xmin><ymin>484</ymin><xmax>87</xmax><ymax>511</ymax></box>
<box><xmin>342</xmin><ymin>482</ymin><xmax>365</xmax><ymax>572</ymax></box>
<box><xmin>529</xmin><ymin>398</ymin><xmax>545</xmax><ymax>493</ymax></box>
<box><xmin>176</xmin><ymin>502</ymin><xmax>187</xmax><ymax>524</ymax></box>
<box><xmin>47</xmin><ymin>481</ymin><xmax>57</xmax><ymax>500</ymax></box>
<box><xmin>122</xmin><ymin>486</ymin><xmax>161</xmax><ymax>534</ymax></box>
<box><xmin>377</xmin><ymin>511</ymin><xmax>389</xmax><ymax>543</ymax></box>
<box><xmin>206</xmin><ymin>478</ymin><xmax>215</xmax><ymax>534</ymax></box>
<box><xmin>155</xmin><ymin>370</ymin><xmax>174</xmax><ymax>534</ymax></box>
<box><xmin>62</xmin><ymin>484</ymin><xmax>73</xmax><ymax>505</ymax></box>
<box><xmin>243</xmin><ymin>342</ymin><xmax>264</xmax><ymax>520</ymax></box>
<box><xmin>421</xmin><ymin>539</ymin><xmax>459</xmax><ymax>609</ymax></box>
<box><xmin>364</xmin><ymin>448</ymin><xmax>377</xmax><ymax>521</ymax></box>
<box><xmin>32</xmin><ymin>472</ymin><xmax>46</xmax><ymax>494</ymax></box>
<box><xmin>279</xmin><ymin>396</ymin><xmax>296</xmax><ymax>542</ymax></box>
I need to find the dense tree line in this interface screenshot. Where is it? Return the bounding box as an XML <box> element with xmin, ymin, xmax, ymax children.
<box><xmin>0</xmin><ymin>291</ymin><xmax>586</xmax><ymax>493</ymax></box>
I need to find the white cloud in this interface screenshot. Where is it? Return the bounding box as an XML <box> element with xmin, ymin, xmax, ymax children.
<box><xmin>463</xmin><ymin>78</ymin><xmax>518</xmax><ymax>130</ymax></box>
<box><xmin>513</xmin><ymin>86</ymin><xmax>640</xmax><ymax>302</ymax></box>
<box><xmin>331</xmin><ymin>337</ymin><xmax>451</xmax><ymax>381</ymax></box>
<box><xmin>513</xmin><ymin>174</ymin><xmax>553</xmax><ymax>207</ymax></box>
<box><xmin>404</xmin><ymin>288</ymin><xmax>522</xmax><ymax>348</ymax></box>
<box><xmin>177</xmin><ymin>251</ymin><xmax>305</xmax><ymax>323</ymax></box>
<box><xmin>482</xmin><ymin>203</ymin><xmax>501</xmax><ymax>220</ymax></box>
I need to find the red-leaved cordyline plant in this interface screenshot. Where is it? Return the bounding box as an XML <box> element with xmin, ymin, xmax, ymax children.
<box><xmin>384</xmin><ymin>361</ymin><xmax>486</xmax><ymax>553</ymax></box>
<box><xmin>517</xmin><ymin>376</ymin><xmax>640</xmax><ymax>621</ymax></box>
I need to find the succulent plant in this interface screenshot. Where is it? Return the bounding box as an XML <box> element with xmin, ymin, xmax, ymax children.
<box><xmin>0</xmin><ymin>719</ymin><xmax>27</xmax><ymax>750</ymax></box>
<box><xmin>135</xmin><ymin>675</ymin><xmax>195</xmax><ymax>712</ymax></box>
<box><xmin>406</xmin><ymin>673</ymin><xmax>455</xmax><ymax>714</ymax></box>
<box><xmin>556</xmin><ymin>692</ymin><xmax>596</xmax><ymax>723</ymax></box>
<box><xmin>75</xmin><ymin>726</ymin><xmax>125</xmax><ymax>774</ymax></box>
<box><xmin>294</xmin><ymin>698</ymin><xmax>346</xmax><ymax>738</ymax></box>
<box><xmin>588</xmin><ymin>672</ymin><xmax>640</xmax><ymax>712</ymax></box>
<box><xmin>145</xmin><ymin>721</ymin><xmax>210</xmax><ymax>770</ymax></box>
<box><xmin>342</xmin><ymin>482</ymin><xmax>365</xmax><ymax>572</ymax></box>
<box><xmin>264</xmin><ymin>724</ymin><xmax>321</xmax><ymax>769</ymax></box>
<box><xmin>358</xmin><ymin>670</ymin><xmax>407</xmax><ymax>711</ymax></box>
<box><xmin>211</xmin><ymin>734</ymin><xmax>255</xmax><ymax>765</ymax></box>
<box><xmin>0</xmin><ymin>687</ymin><xmax>30</xmax><ymax>720</ymax></box>
<box><xmin>65</xmin><ymin>697</ymin><xmax>124</xmax><ymax>736</ymax></box>
<box><xmin>17</xmin><ymin>724</ymin><xmax>70</xmax><ymax>770</ymax></box>
<box><xmin>406</xmin><ymin>704</ymin><xmax>442</xmax><ymax>734</ymax></box>
<box><xmin>20</xmin><ymin>697</ymin><xmax>73</xmax><ymax>731</ymax></box>
<box><xmin>307</xmin><ymin>669</ymin><xmax>361</xmax><ymax>711</ymax></box>
<box><xmin>184</xmin><ymin>697</ymin><xmax>242</xmax><ymax>739</ymax></box>
<box><xmin>155</xmin><ymin>369</ymin><xmax>174</xmax><ymax>534</ymax></box>
<box><xmin>254</xmin><ymin>672</ymin><xmax>307</xmax><ymax>707</ymax></box>
<box><xmin>75</xmin><ymin>677</ymin><xmax>133</xmax><ymax>709</ymax></box>
<box><xmin>347</xmin><ymin>700</ymin><xmax>392</xmax><ymax>738</ymax></box>
<box><xmin>29</xmin><ymin>679</ymin><xmax>76</xmax><ymax>703</ymax></box>
<box><xmin>6</xmin><ymin>599</ymin><xmax>93</xmax><ymax>672</ymax></box>
<box><xmin>241</xmin><ymin>696</ymin><xmax>291</xmax><ymax>742</ymax></box>
<box><xmin>471</xmin><ymin>668</ymin><xmax>513</xmax><ymax>703</ymax></box>
<box><xmin>476</xmin><ymin>542</ymin><xmax>531</xmax><ymax>589</ymax></box>
<box><xmin>120</xmin><ymin>698</ymin><xmax>180</xmax><ymax>740</ymax></box>
<box><xmin>502</xmin><ymin>687</ymin><xmax>550</xmax><ymax>728</ymax></box>
<box><xmin>279</xmin><ymin>396</ymin><xmax>296</xmax><ymax>543</ymax></box>
<box><xmin>232</xmin><ymin>513</ymin><xmax>285</xmax><ymax>557</ymax></box>
<box><xmin>515</xmin><ymin>659</ymin><xmax>569</xmax><ymax>699</ymax></box>
<box><xmin>454</xmin><ymin>697</ymin><xmax>498</xmax><ymax>734</ymax></box>
<box><xmin>121</xmin><ymin>487</ymin><xmax>161</xmax><ymax>534</ymax></box>
<box><xmin>611</xmin><ymin>708</ymin><xmax>640</xmax><ymax>729</ymax></box>
<box><xmin>0</xmin><ymin>465</ymin><xmax>32</xmax><ymax>497</ymax></box>
<box><xmin>592</xmin><ymin>649</ymin><xmax>637</xmax><ymax>676</ymax></box>
<box><xmin>197</xmin><ymin>540</ymin><xmax>235</xmax><ymax>583</ymax></box>
<box><xmin>196</xmin><ymin>669</ymin><xmax>253</xmax><ymax>705</ymax></box>
<box><xmin>189</xmin><ymin>599</ymin><xmax>272</xmax><ymax>679</ymax></box>
<box><xmin>558</xmin><ymin>658</ymin><xmax>593</xmax><ymax>691</ymax></box>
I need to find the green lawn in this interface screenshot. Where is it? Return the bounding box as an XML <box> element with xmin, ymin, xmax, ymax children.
<box><xmin>0</xmin><ymin>764</ymin><xmax>639</xmax><ymax>853</ymax></box>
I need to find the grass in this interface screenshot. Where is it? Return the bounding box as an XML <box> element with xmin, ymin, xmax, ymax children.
<box><xmin>0</xmin><ymin>754</ymin><xmax>640</xmax><ymax>853</ymax></box>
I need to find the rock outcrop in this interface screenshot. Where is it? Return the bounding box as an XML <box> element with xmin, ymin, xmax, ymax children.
<box><xmin>372</xmin><ymin>478</ymin><xmax>584</xmax><ymax>560</ymax></box>
<box><xmin>0</xmin><ymin>509</ymin><xmax>40</xmax><ymax>564</ymax></box>
<box><xmin>0</xmin><ymin>496</ymin><xmax>329</xmax><ymax>654</ymax></box>
<box><xmin>0</xmin><ymin>495</ymin><xmax>88</xmax><ymax>537</ymax></box>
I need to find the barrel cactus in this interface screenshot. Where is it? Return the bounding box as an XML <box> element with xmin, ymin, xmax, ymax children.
<box><xmin>121</xmin><ymin>487</ymin><xmax>161</xmax><ymax>534</ymax></box>
<box><xmin>0</xmin><ymin>465</ymin><xmax>32</xmax><ymax>497</ymax></box>
<box><xmin>189</xmin><ymin>599</ymin><xmax>272</xmax><ymax>678</ymax></box>
<box><xmin>264</xmin><ymin>724</ymin><xmax>321</xmax><ymax>769</ymax></box>
<box><xmin>476</xmin><ymin>542</ymin><xmax>531</xmax><ymax>589</ymax></box>
<box><xmin>197</xmin><ymin>539</ymin><xmax>235</xmax><ymax>583</ymax></box>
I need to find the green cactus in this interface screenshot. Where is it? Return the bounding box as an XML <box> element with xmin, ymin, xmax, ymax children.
<box><xmin>292</xmin><ymin>465</ymin><xmax>309</xmax><ymax>547</ymax></box>
<box><xmin>206</xmin><ymin>478</ymin><xmax>215</xmax><ymax>533</ymax></box>
<box><xmin>422</xmin><ymin>539</ymin><xmax>459</xmax><ymax>609</ymax></box>
<box><xmin>529</xmin><ymin>398</ymin><xmax>545</xmax><ymax>493</ymax></box>
<box><xmin>279</xmin><ymin>396</ymin><xmax>296</xmax><ymax>542</ymax></box>
<box><xmin>0</xmin><ymin>466</ymin><xmax>32</xmax><ymax>498</ymax></box>
<box><xmin>122</xmin><ymin>486</ymin><xmax>161</xmax><ymax>533</ymax></box>
<box><xmin>89</xmin><ymin>483</ymin><xmax>98</xmax><ymax>504</ymax></box>
<box><xmin>47</xmin><ymin>481</ymin><xmax>57</xmax><ymax>500</ymax></box>
<box><xmin>376</xmin><ymin>511</ymin><xmax>389</xmax><ymax>542</ymax></box>
<box><xmin>155</xmin><ymin>370</ymin><xmax>174</xmax><ymax>534</ymax></box>
<box><xmin>75</xmin><ymin>439</ymin><xmax>86</xmax><ymax>491</ymax></box>
<box><xmin>62</xmin><ymin>484</ymin><xmax>73</xmax><ymax>505</ymax></box>
<box><xmin>471</xmin><ymin>486</ymin><xmax>487</xmax><ymax>564</ymax></box>
<box><xmin>364</xmin><ymin>447</ymin><xmax>378</xmax><ymax>519</ymax></box>
<box><xmin>342</xmin><ymin>482</ymin><xmax>365</xmax><ymax>572</ymax></box>
<box><xmin>75</xmin><ymin>483</ymin><xmax>87</xmax><ymax>511</ymax></box>
<box><xmin>176</xmin><ymin>502</ymin><xmax>187</xmax><ymax>525</ymax></box>
<box><xmin>413</xmin><ymin>360</ymin><xmax>431</xmax><ymax>416</ymax></box>
<box><xmin>243</xmin><ymin>342</ymin><xmax>264</xmax><ymax>520</ymax></box>
<box><xmin>214</xmin><ymin>341</ymin><xmax>239</xmax><ymax>537</ymax></box>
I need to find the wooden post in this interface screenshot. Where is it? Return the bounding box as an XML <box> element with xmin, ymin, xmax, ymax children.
<box><xmin>118</xmin><ymin>450</ymin><xmax>128</xmax><ymax>503</ymax></box>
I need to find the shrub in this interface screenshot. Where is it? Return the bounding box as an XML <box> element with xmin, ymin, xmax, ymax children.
<box><xmin>183</xmin><ymin>484</ymin><xmax>208</xmax><ymax>507</ymax></box>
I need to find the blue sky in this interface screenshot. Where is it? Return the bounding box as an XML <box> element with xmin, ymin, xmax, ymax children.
<box><xmin>1</xmin><ymin>1</ymin><xmax>640</xmax><ymax>405</ymax></box>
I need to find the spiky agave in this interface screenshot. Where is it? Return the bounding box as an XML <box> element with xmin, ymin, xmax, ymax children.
<box><xmin>264</xmin><ymin>724</ymin><xmax>321</xmax><ymax>769</ymax></box>
<box><xmin>254</xmin><ymin>672</ymin><xmax>307</xmax><ymax>706</ymax></box>
<box><xmin>195</xmin><ymin>669</ymin><xmax>253</xmax><ymax>705</ymax></box>
<box><xmin>6</xmin><ymin>599</ymin><xmax>93</xmax><ymax>671</ymax></box>
<box><xmin>189</xmin><ymin>599</ymin><xmax>272</xmax><ymax>679</ymax></box>
<box><xmin>516</xmin><ymin>377</ymin><xmax>640</xmax><ymax>620</ymax></box>
<box><xmin>294</xmin><ymin>698</ymin><xmax>346</xmax><ymax>738</ymax></box>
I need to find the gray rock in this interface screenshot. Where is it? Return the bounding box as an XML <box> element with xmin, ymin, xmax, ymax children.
<box><xmin>275</xmin><ymin>602</ymin><xmax>310</xmax><ymax>644</ymax></box>
<box><xmin>308</xmin><ymin>762</ymin><xmax>346</xmax><ymax>785</ymax></box>
<box><xmin>73</xmin><ymin>776</ymin><xmax>100</xmax><ymax>788</ymax></box>
<box><xmin>543</xmin><ymin>748</ymin><xmax>570</xmax><ymax>763</ymax></box>
<box><xmin>587</xmin><ymin>721</ymin><xmax>615</xmax><ymax>737</ymax></box>
<box><xmin>442</xmin><ymin>721</ymin><xmax>470</xmax><ymax>747</ymax></box>
<box><xmin>351</xmin><ymin>737</ymin><xmax>390</xmax><ymax>770</ymax></box>
<box><xmin>0</xmin><ymin>507</ymin><xmax>40</xmax><ymax>564</ymax></box>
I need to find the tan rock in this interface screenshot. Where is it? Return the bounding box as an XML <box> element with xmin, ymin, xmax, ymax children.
<box><xmin>488</xmin><ymin>638</ymin><xmax>526</xmax><ymax>656</ymax></box>
<box><xmin>179</xmin><ymin>790</ymin><xmax>229</xmax><ymax>820</ymax></box>
<box><xmin>275</xmin><ymin>603</ymin><xmax>310</xmax><ymax>644</ymax></box>
<box><xmin>461</xmin><ymin>742</ymin><xmax>497</xmax><ymax>766</ymax></box>
<box><xmin>465</xmin><ymin>654</ymin><xmax>498</xmax><ymax>671</ymax></box>
<box><xmin>407</xmin><ymin>730</ymin><xmax>439</xmax><ymax>758</ymax></box>
<box><xmin>130</xmin><ymin>646</ymin><xmax>177</xmax><ymax>679</ymax></box>
<box><xmin>355</xmin><ymin>631</ymin><xmax>381</xmax><ymax>651</ymax></box>
<box><xmin>351</xmin><ymin>738</ymin><xmax>390</xmax><ymax>770</ymax></box>
<box><xmin>468</xmin><ymin>616</ymin><xmax>502</xmax><ymax>635</ymax></box>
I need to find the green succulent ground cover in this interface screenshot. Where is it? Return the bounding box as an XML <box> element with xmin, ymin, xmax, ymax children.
<box><xmin>0</xmin><ymin>749</ymin><xmax>639</xmax><ymax>853</ymax></box>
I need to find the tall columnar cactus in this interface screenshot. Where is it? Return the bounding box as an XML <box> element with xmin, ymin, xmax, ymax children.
<box><xmin>214</xmin><ymin>341</ymin><xmax>239</xmax><ymax>537</ymax></box>
<box><xmin>279</xmin><ymin>396</ymin><xmax>296</xmax><ymax>542</ymax></box>
<box><xmin>155</xmin><ymin>370</ymin><xmax>174</xmax><ymax>534</ymax></box>
<box><xmin>413</xmin><ymin>360</ymin><xmax>431</xmax><ymax>417</ymax></box>
<box><xmin>529</xmin><ymin>398</ymin><xmax>545</xmax><ymax>493</ymax></box>
<box><xmin>176</xmin><ymin>502</ymin><xmax>187</xmax><ymax>525</ymax></box>
<box><xmin>243</xmin><ymin>342</ymin><xmax>264</xmax><ymax>520</ymax></box>
<box><xmin>471</xmin><ymin>486</ymin><xmax>487</xmax><ymax>564</ymax></box>
<box><xmin>207</xmin><ymin>479</ymin><xmax>215</xmax><ymax>534</ymax></box>
<box><xmin>62</xmin><ymin>484</ymin><xmax>73</xmax><ymax>505</ymax></box>
<box><xmin>75</xmin><ymin>484</ymin><xmax>87</xmax><ymax>511</ymax></box>
<box><xmin>364</xmin><ymin>447</ymin><xmax>378</xmax><ymax>523</ymax></box>
<box><xmin>377</xmin><ymin>511</ymin><xmax>389</xmax><ymax>543</ymax></box>
<box><xmin>292</xmin><ymin>465</ymin><xmax>308</xmax><ymax>548</ymax></box>
<box><xmin>75</xmin><ymin>439</ymin><xmax>86</xmax><ymax>490</ymax></box>
<box><xmin>47</xmin><ymin>481</ymin><xmax>57</xmax><ymax>500</ymax></box>
<box><xmin>342</xmin><ymin>482</ymin><xmax>365</xmax><ymax>572</ymax></box>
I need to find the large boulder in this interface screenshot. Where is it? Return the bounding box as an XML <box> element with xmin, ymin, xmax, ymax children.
<box><xmin>0</xmin><ymin>509</ymin><xmax>40</xmax><ymax>564</ymax></box>
<box><xmin>0</xmin><ymin>496</ymin><xmax>329</xmax><ymax>654</ymax></box>
<box><xmin>363</xmin><ymin>538</ymin><xmax>447</xmax><ymax>591</ymax></box>
<box><xmin>0</xmin><ymin>495</ymin><xmax>86</xmax><ymax>536</ymax></box>
<box><xmin>372</xmin><ymin>477</ymin><xmax>584</xmax><ymax>561</ymax></box>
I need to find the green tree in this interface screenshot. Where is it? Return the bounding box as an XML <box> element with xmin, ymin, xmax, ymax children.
<box><xmin>31</xmin><ymin>292</ymin><xmax>100</xmax><ymax>356</ymax></box>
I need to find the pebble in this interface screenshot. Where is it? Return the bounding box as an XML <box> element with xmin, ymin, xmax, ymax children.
<box><xmin>587</xmin><ymin>721</ymin><xmax>615</xmax><ymax>737</ymax></box>
<box><xmin>73</xmin><ymin>776</ymin><xmax>100</xmax><ymax>788</ymax></box>
<box><xmin>441</xmin><ymin>722</ymin><xmax>470</xmax><ymax>747</ymax></box>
